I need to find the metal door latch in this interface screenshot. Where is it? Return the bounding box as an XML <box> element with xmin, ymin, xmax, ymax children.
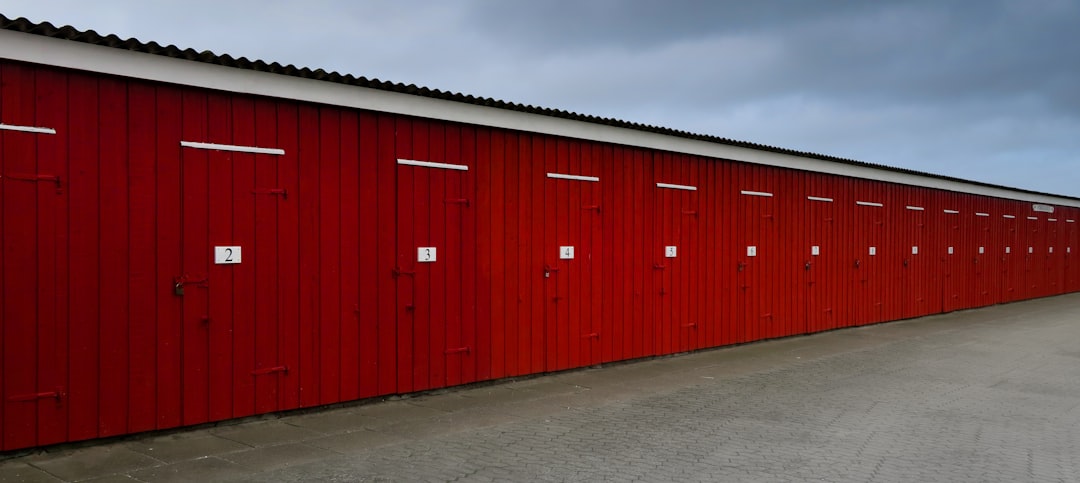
<box><xmin>544</xmin><ymin>264</ymin><xmax>559</xmax><ymax>278</ymax></box>
<box><xmin>173</xmin><ymin>275</ymin><xmax>207</xmax><ymax>296</ymax></box>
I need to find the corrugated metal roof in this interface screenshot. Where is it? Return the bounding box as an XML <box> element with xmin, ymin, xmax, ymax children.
<box><xmin>1</xmin><ymin>13</ymin><xmax>1075</xmax><ymax>202</ymax></box>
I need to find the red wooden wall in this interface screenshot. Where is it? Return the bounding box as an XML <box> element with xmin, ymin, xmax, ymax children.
<box><xmin>2</xmin><ymin>59</ymin><xmax>1079</xmax><ymax>451</ymax></box>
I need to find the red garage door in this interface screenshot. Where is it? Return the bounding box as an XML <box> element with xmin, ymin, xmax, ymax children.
<box><xmin>653</xmin><ymin>170</ymin><xmax>703</xmax><ymax>354</ymax></box>
<box><xmin>395</xmin><ymin>155</ymin><xmax>474</xmax><ymax>392</ymax></box>
<box><xmin>543</xmin><ymin>150</ymin><xmax>602</xmax><ymax>370</ymax></box>
<box><xmin>178</xmin><ymin>140</ymin><xmax>292</xmax><ymax>425</ymax></box>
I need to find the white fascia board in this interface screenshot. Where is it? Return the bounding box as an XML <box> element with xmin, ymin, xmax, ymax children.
<box><xmin>4</xmin><ymin>29</ymin><xmax>1080</xmax><ymax>208</ymax></box>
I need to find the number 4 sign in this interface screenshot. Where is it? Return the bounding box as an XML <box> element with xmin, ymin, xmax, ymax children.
<box><xmin>560</xmin><ymin>246</ymin><xmax>575</xmax><ymax>260</ymax></box>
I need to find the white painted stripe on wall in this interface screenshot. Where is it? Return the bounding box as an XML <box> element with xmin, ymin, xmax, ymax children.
<box><xmin>856</xmin><ymin>201</ymin><xmax>883</xmax><ymax>207</ymax></box>
<box><xmin>5</xmin><ymin>29</ymin><xmax>1080</xmax><ymax>208</ymax></box>
<box><xmin>1049</xmin><ymin>218</ymin><xmax>1057</xmax><ymax>222</ymax></box>
<box><xmin>944</xmin><ymin>209</ymin><xmax>960</xmax><ymax>214</ymax></box>
<box><xmin>547</xmin><ymin>173</ymin><xmax>599</xmax><ymax>182</ymax></box>
<box><xmin>1028</xmin><ymin>216</ymin><xmax>1039</xmax><ymax>220</ymax></box>
<box><xmin>1068</xmin><ymin>219</ymin><xmax>1076</xmax><ymax>223</ymax></box>
<box><xmin>656</xmin><ymin>182</ymin><xmax>697</xmax><ymax>191</ymax></box>
<box><xmin>181</xmin><ymin>141</ymin><xmax>284</xmax><ymax>155</ymax></box>
<box><xmin>976</xmin><ymin>212</ymin><xmax>990</xmax><ymax>217</ymax></box>
<box><xmin>807</xmin><ymin>196</ymin><xmax>833</xmax><ymax>202</ymax></box>
<box><xmin>0</xmin><ymin>123</ymin><xmax>56</xmax><ymax>134</ymax></box>
<box><xmin>1003</xmin><ymin>215</ymin><xmax>1016</xmax><ymax>219</ymax></box>
<box><xmin>740</xmin><ymin>190</ymin><xmax>773</xmax><ymax>197</ymax></box>
<box><xmin>906</xmin><ymin>206</ymin><xmax>925</xmax><ymax>211</ymax></box>
<box><xmin>397</xmin><ymin>158</ymin><xmax>469</xmax><ymax>171</ymax></box>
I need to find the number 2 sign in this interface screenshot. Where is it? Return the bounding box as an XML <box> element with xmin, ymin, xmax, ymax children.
<box><xmin>214</xmin><ymin>246</ymin><xmax>242</xmax><ymax>264</ymax></box>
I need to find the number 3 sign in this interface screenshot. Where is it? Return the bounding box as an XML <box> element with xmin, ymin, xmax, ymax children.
<box><xmin>417</xmin><ymin>247</ymin><xmax>437</xmax><ymax>262</ymax></box>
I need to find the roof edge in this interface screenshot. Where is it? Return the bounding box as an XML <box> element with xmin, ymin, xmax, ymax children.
<box><xmin>1</xmin><ymin>13</ymin><xmax>1078</xmax><ymax>206</ymax></box>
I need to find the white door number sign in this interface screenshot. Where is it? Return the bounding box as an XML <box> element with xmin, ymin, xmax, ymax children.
<box><xmin>215</xmin><ymin>246</ymin><xmax>242</xmax><ymax>264</ymax></box>
<box><xmin>418</xmin><ymin>247</ymin><xmax>437</xmax><ymax>262</ymax></box>
<box><xmin>560</xmin><ymin>246</ymin><xmax>575</xmax><ymax>259</ymax></box>
<box><xmin>665</xmin><ymin>246</ymin><xmax>677</xmax><ymax>258</ymax></box>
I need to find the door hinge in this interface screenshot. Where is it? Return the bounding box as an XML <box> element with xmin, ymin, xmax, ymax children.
<box><xmin>3</xmin><ymin>173</ymin><xmax>62</xmax><ymax>193</ymax></box>
<box><xmin>8</xmin><ymin>387</ymin><xmax>64</xmax><ymax>402</ymax></box>
<box><xmin>392</xmin><ymin>267</ymin><xmax>416</xmax><ymax>278</ymax></box>
<box><xmin>251</xmin><ymin>365</ymin><xmax>289</xmax><ymax>376</ymax></box>
<box><xmin>253</xmin><ymin>188</ymin><xmax>288</xmax><ymax>199</ymax></box>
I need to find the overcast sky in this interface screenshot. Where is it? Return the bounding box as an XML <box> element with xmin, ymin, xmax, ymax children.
<box><xmin>4</xmin><ymin>0</ymin><xmax>1079</xmax><ymax>196</ymax></box>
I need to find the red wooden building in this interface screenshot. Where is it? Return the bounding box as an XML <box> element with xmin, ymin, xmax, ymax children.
<box><xmin>1</xmin><ymin>15</ymin><xmax>1078</xmax><ymax>451</ymax></box>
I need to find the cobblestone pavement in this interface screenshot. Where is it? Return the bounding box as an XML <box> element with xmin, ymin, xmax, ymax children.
<box><xmin>4</xmin><ymin>294</ymin><xmax>1080</xmax><ymax>482</ymax></box>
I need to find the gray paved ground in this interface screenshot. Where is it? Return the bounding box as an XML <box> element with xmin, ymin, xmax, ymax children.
<box><xmin>3</xmin><ymin>293</ymin><xmax>1080</xmax><ymax>482</ymax></box>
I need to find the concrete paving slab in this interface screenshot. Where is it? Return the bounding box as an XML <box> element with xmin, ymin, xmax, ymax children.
<box><xmin>501</xmin><ymin>377</ymin><xmax>589</xmax><ymax>396</ymax></box>
<box><xmin>457</xmin><ymin>386</ymin><xmax>543</xmax><ymax>406</ymax></box>
<box><xmin>281</xmin><ymin>409</ymin><xmax>377</xmax><ymax>434</ymax></box>
<box><xmin>210</xmin><ymin>421</ymin><xmax>323</xmax><ymax>447</ymax></box>
<box><xmin>403</xmin><ymin>393</ymin><xmax>487</xmax><ymax>412</ymax></box>
<box><xmin>348</xmin><ymin>400</ymin><xmax>446</xmax><ymax>425</ymax></box>
<box><xmin>125</xmin><ymin>432</ymin><xmax>251</xmax><ymax>463</ymax></box>
<box><xmin>218</xmin><ymin>443</ymin><xmax>330</xmax><ymax>472</ymax></box>
<box><xmin>81</xmin><ymin>475</ymin><xmax>140</xmax><ymax>483</ymax></box>
<box><xmin>0</xmin><ymin>462</ymin><xmax>61</xmax><ymax>483</ymax></box>
<box><xmin>305</xmin><ymin>429</ymin><xmax>406</xmax><ymax>454</ymax></box>
<box><xmin>24</xmin><ymin>446</ymin><xmax>160</xmax><ymax>481</ymax></box>
<box><xmin>126</xmin><ymin>457</ymin><xmax>252</xmax><ymax>483</ymax></box>
<box><xmin>370</xmin><ymin>407</ymin><xmax>520</xmax><ymax>440</ymax></box>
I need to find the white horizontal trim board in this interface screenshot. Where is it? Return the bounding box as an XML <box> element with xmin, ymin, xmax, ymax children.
<box><xmin>807</xmin><ymin>196</ymin><xmax>833</xmax><ymax>202</ymax></box>
<box><xmin>1003</xmin><ymin>215</ymin><xmax>1016</xmax><ymax>219</ymax></box>
<box><xmin>656</xmin><ymin>182</ymin><xmax>697</xmax><ymax>191</ymax></box>
<box><xmin>397</xmin><ymin>159</ymin><xmax>469</xmax><ymax>171</ymax></box>
<box><xmin>547</xmin><ymin>173</ymin><xmax>599</xmax><ymax>182</ymax></box>
<box><xmin>740</xmin><ymin>190</ymin><xmax>773</xmax><ymax>197</ymax></box>
<box><xmin>0</xmin><ymin>122</ymin><xmax>56</xmax><ymax>134</ymax></box>
<box><xmin>856</xmin><ymin>201</ymin><xmax>883</xmax><ymax>207</ymax></box>
<box><xmin>4</xmin><ymin>29</ymin><xmax>1080</xmax><ymax>208</ymax></box>
<box><xmin>976</xmin><ymin>212</ymin><xmax>990</xmax><ymax>217</ymax></box>
<box><xmin>180</xmin><ymin>141</ymin><xmax>285</xmax><ymax>155</ymax></box>
<box><xmin>1049</xmin><ymin>218</ymin><xmax>1057</xmax><ymax>222</ymax></box>
<box><xmin>1028</xmin><ymin>216</ymin><xmax>1039</xmax><ymax>220</ymax></box>
<box><xmin>944</xmin><ymin>209</ymin><xmax>960</xmax><ymax>214</ymax></box>
<box><xmin>906</xmin><ymin>205</ymin><xmax>925</xmax><ymax>211</ymax></box>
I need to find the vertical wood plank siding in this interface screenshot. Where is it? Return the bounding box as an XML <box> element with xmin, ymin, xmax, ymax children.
<box><xmin>2</xmin><ymin>60</ymin><xmax>1079</xmax><ymax>451</ymax></box>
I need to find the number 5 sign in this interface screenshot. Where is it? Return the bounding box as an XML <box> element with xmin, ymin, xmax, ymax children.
<box><xmin>417</xmin><ymin>247</ymin><xmax>437</xmax><ymax>263</ymax></box>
